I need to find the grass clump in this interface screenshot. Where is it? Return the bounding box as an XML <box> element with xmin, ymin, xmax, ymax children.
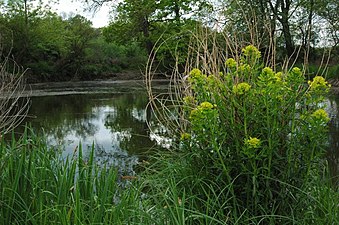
<box><xmin>0</xmin><ymin>128</ymin><xmax>154</xmax><ymax>225</ymax></box>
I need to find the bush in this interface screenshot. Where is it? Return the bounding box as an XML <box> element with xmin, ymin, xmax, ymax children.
<box><xmin>145</xmin><ymin>45</ymin><xmax>338</xmax><ymax>224</ymax></box>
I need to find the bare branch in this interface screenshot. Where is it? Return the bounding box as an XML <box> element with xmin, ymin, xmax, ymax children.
<box><xmin>0</xmin><ymin>48</ymin><xmax>30</xmax><ymax>135</ymax></box>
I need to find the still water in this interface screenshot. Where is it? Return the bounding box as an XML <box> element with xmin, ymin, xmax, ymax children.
<box><xmin>23</xmin><ymin>80</ymin><xmax>339</xmax><ymax>182</ymax></box>
<box><xmin>24</xmin><ymin>80</ymin><xmax>170</xmax><ymax>176</ymax></box>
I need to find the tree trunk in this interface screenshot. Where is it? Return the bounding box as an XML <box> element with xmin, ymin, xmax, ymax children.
<box><xmin>141</xmin><ymin>16</ymin><xmax>154</xmax><ymax>56</ymax></box>
<box><xmin>279</xmin><ymin>0</ymin><xmax>294</xmax><ymax>57</ymax></box>
<box><xmin>174</xmin><ymin>0</ymin><xmax>180</xmax><ymax>22</ymax></box>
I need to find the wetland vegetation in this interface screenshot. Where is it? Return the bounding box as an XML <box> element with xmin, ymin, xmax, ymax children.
<box><xmin>1</xmin><ymin>0</ymin><xmax>339</xmax><ymax>224</ymax></box>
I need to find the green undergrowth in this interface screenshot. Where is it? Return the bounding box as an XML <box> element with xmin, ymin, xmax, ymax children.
<box><xmin>0</xmin><ymin>126</ymin><xmax>338</xmax><ymax>224</ymax></box>
<box><xmin>0</xmin><ymin>128</ymin><xmax>153</xmax><ymax>225</ymax></box>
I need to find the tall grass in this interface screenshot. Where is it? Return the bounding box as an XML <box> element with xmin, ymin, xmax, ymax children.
<box><xmin>0</xmin><ymin>128</ymin><xmax>155</xmax><ymax>225</ymax></box>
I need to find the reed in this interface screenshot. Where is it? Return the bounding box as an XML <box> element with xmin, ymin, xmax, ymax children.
<box><xmin>0</xmin><ymin>128</ymin><xmax>155</xmax><ymax>224</ymax></box>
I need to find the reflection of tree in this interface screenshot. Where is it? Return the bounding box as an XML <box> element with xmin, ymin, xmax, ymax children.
<box><xmin>103</xmin><ymin>93</ymin><xmax>157</xmax><ymax>155</ymax></box>
<box><xmin>26</xmin><ymin>94</ymin><xmax>100</xmax><ymax>142</ymax></box>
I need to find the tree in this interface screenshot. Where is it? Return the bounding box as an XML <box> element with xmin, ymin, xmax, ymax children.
<box><xmin>221</xmin><ymin>0</ymin><xmax>338</xmax><ymax>59</ymax></box>
<box><xmin>86</xmin><ymin>0</ymin><xmax>211</xmax><ymax>55</ymax></box>
<box><xmin>1</xmin><ymin>0</ymin><xmax>53</xmax><ymax>63</ymax></box>
<box><xmin>312</xmin><ymin>0</ymin><xmax>338</xmax><ymax>47</ymax></box>
<box><xmin>60</xmin><ymin>15</ymin><xmax>98</xmax><ymax>79</ymax></box>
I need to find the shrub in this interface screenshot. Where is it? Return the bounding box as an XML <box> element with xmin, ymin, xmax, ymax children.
<box><xmin>145</xmin><ymin>45</ymin><xmax>337</xmax><ymax>224</ymax></box>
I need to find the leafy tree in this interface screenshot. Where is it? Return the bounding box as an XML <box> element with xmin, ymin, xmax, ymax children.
<box><xmin>1</xmin><ymin>0</ymin><xmax>52</xmax><ymax>63</ymax></box>
<box><xmin>221</xmin><ymin>0</ymin><xmax>338</xmax><ymax>59</ymax></box>
<box><xmin>312</xmin><ymin>0</ymin><xmax>338</xmax><ymax>47</ymax></box>
<box><xmin>56</xmin><ymin>15</ymin><xmax>98</xmax><ymax>79</ymax></box>
<box><xmin>88</xmin><ymin>0</ymin><xmax>211</xmax><ymax>55</ymax></box>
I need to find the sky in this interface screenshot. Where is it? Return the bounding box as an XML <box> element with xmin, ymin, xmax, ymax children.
<box><xmin>50</xmin><ymin>0</ymin><xmax>112</xmax><ymax>28</ymax></box>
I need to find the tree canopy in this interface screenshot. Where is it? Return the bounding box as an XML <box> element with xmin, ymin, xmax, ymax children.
<box><xmin>0</xmin><ymin>0</ymin><xmax>338</xmax><ymax>82</ymax></box>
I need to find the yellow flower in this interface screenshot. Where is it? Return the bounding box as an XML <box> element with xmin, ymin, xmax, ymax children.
<box><xmin>199</xmin><ymin>102</ymin><xmax>214</xmax><ymax>110</ymax></box>
<box><xmin>308</xmin><ymin>76</ymin><xmax>329</xmax><ymax>92</ymax></box>
<box><xmin>245</xmin><ymin>137</ymin><xmax>261</xmax><ymax>148</ymax></box>
<box><xmin>232</xmin><ymin>82</ymin><xmax>251</xmax><ymax>95</ymax></box>
<box><xmin>239</xmin><ymin>64</ymin><xmax>251</xmax><ymax>74</ymax></box>
<box><xmin>188</xmin><ymin>68</ymin><xmax>207</xmax><ymax>90</ymax></box>
<box><xmin>291</xmin><ymin>67</ymin><xmax>302</xmax><ymax>76</ymax></box>
<box><xmin>180</xmin><ymin>132</ymin><xmax>191</xmax><ymax>141</ymax></box>
<box><xmin>262</xmin><ymin>67</ymin><xmax>274</xmax><ymax>76</ymax></box>
<box><xmin>190</xmin><ymin>102</ymin><xmax>214</xmax><ymax>120</ymax></box>
<box><xmin>190</xmin><ymin>68</ymin><xmax>202</xmax><ymax>78</ymax></box>
<box><xmin>242</xmin><ymin>45</ymin><xmax>261</xmax><ymax>59</ymax></box>
<box><xmin>275</xmin><ymin>72</ymin><xmax>283</xmax><ymax>81</ymax></box>
<box><xmin>311</xmin><ymin>109</ymin><xmax>330</xmax><ymax>122</ymax></box>
<box><xmin>225</xmin><ymin>58</ymin><xmax>237</xmax><ymax>71</ymax></box>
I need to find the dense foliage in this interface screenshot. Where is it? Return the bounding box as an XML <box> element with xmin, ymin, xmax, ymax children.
<box><xmin>181</xmin><ymin>45</ymin><xmax>332</xmax><ymax>219</ymax></box>
<box><xmin>0</xmin><ymin>129</ymin><xmax>154</xmax><ymax>224</ymax></box>
<box><xmin>143</xmin><ymin>45</ymin><xmax>339</xmax><ymax>224</ymax></box>
<box><xmin>0</xmin><ymin>0</ymin><xmax>338</xmax><ymax>82</ymax></box>
<box><xmin>0</xmin><ymin>0</ymin><xmax>147</xmax><ymax>82</ymax></box>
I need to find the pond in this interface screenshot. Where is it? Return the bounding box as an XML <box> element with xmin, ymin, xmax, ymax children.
<box><xmin>20</xmin><ymin>80</ymin><xmax>339</xmax><ymax>183</ymax></box>
<box><xmin>22</xmin><ymin>80</ymin><xmax>171</xmax><ymax>176</ymax></box>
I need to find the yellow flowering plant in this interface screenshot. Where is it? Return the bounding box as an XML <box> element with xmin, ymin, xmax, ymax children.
<box><xmin>179</xmin><ymin>45</ymin><xmax>331</xmax><ymax>216</ymax></box>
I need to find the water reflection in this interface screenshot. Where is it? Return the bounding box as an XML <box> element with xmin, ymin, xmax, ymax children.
<box><xmin>24</xmin><ymin>82</ymin><xmax>169</xmax><ymax>176</ymax></box>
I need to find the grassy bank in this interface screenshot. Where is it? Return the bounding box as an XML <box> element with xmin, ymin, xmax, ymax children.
<box><xmin>1</xmin><ymin>128</ymin><xmax>338</xmax><ymax>224</ymax></box>
<box><xmin>0</xmin><ymin>128</ymin><xmax>152</xmax><ymax>224</ymax></box>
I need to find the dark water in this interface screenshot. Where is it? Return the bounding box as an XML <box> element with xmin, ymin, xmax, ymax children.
<box><xmin>23</xmin><ymin>80</ymin><xmax>171</xmax><ymax>176</ymax></box>
<box><xmin>21</xmin><ymin>80</ymin><xmax>339</xmax><ymax>182</ymax></box>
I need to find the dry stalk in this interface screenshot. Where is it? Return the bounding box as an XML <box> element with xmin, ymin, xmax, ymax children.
<box><xmin>0</xmin><ymin>53</ymin><xmax>30</xmax><ymax>135</ymax></box>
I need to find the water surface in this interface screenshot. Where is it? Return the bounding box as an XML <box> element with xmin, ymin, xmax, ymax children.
<box><xmin>24</xmin><ymin>80</ymin><xmax>170</xmax><ymax>175</ymax></box>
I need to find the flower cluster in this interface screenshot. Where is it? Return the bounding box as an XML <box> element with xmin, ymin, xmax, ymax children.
<box><xmin>242</xmin><ymin>137</ymin><xmax>261</xmax><ymax>158</ymax></box>
<box><xmin>188</xmin><ymin>68</ymin><xmax>207</xmax><ymax>91</ymax></box>
<box><xmin>242</xmin><ymin>45</ymin><xmax>261</xmax><ymax>60</ymax></box>
<box><xmin>199</xmin><ymin>101</ymin><xmax>214</xmax><ymax>110</ymax></box>
<box><xmin>225</xmin><ymin>58</ymin><xmax>237</xmax><ymax>72</ymax></box>
<box><xmin>190</xmin><ymin>68</ymin><xmax>202</xmax><ymax>78</ymax></box>
<box><xmin>232</xmin><ymin>82</ymin><xmax>251</xmax><ymax>95</ymax></box>
<box><xmin>308</xmin><ymin>76</ymin><xmax>330</xmax><ymax>92</ymax></box>
<box><xmin>286</xmin><ymin>67</ymin><xmax>304</xmax><ymax>86</ymax></box>
<box><xmin>245</xmin><ymin>137</ymin><xmax>261</xmax><ymax>149</ymax></box>
<box><xmin>311</xmin><ymin>109</ymin><xmax>330</xmax><ymax>123</ymax></box>
<box><xmin>259</xmin><ymin>67</ymin><xmax>276</xmax><ymax>83</ymax></box>
<box><xmin>190</xmin><ymin>101</ymin><xmax>215</xmax><ymax>121</ymax></box>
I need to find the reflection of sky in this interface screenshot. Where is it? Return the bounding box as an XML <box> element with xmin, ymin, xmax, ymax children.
<box><xmin>132</xmin><ymin>107</ymin><xmax>146</xmax><ymax>122</ymax></box>
<box><xmin>47</xmin><ymin>105</ymin><xmax>129</xmax><ymax>156</ymax></box>
<box><xmin>44</xmin><ymin>101</ymin><xmax>171</xmax><ymax>154</ymax></box>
